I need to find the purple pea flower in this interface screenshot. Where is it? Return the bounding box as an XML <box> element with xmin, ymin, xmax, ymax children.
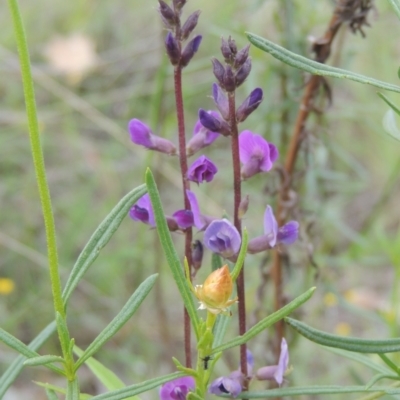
<box><xmin>172</xmin><ymin>210</ymin><xmax>194</xmax><ymax>230</ymax></box>
<box><xmin>239</xmin><ymin>130</ymin><xmax>278</xmax><ymax>179</ymax></box>
<box><xmin>187</xmin><ymin>155</ymin><xmax>218</xmax><ymax>184</ymax></box>
<box><xmin>160</xmin><ymin>376</ymin><xmax>195</xmax><ymax>400</ymax></box>
<box><xmin>203</xmin><ymin>219</ymin><xmax>241</xmax><ymax>259</ymax></box>
<box><xmin>248</xmin><ymin>206</ymin><xmax>299</xmax><ymax>254</ymax></box>
<box><xmin>209</xmin><ymin>350</ymin><xmax>254</xmax><ymax>398</ymax></box>
<box><xmin>128</xmin><ymin>119</ymin><xmax>176</xmax><ymax>155</ymax></box>
<box><xmin>186</xmin><ymin>190</ymin><xmax>215</xmax><ymax>230</ymax></box>
<box><xmin>256</xmin><ymin>338</ymin><xmax>289</xmax><ymax>386</ymax></box>
<box><xmin>186</xmin><ymin>110</ymin><xmax>221</xmax><ymax>156</ymax></box>
<box><xmin>129</xmin><ymin>194</ymin><xmax>155</xmax><ymax>227</ymax></box>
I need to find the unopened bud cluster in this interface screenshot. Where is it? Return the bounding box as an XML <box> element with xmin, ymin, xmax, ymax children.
<box><xmin>159</xmin><ymin>0</ymin><xmax>202</xmax><ymax>67</ymax></box>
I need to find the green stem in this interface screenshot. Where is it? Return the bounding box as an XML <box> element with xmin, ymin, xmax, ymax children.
<box><xmin>7</xmin><ymin>0</ymin><xmax>64</xmax><ymax>317</ymax></box>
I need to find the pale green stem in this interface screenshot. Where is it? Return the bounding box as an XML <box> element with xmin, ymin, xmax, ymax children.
<box><xmin>7</xmin><ymin>0</ymin><xmax>64</xmax><ymax>318</ymax></box>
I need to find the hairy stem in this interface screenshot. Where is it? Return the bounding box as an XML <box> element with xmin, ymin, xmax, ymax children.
<box><xmin>228</xmin><ymin>93</ymin><xmax>248</xmax><ymax>383</ymax></box>
<box><xmin>174</xmin><ymin>66</ymin><xmax>193</xmax><ymax>368</ymax></box>
<box><xmin>7</xmin><ymin>0</ymin><xmax>64</xmax><ymax>318</ymax></box>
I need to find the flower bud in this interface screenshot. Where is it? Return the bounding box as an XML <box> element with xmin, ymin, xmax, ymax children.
<box><xmin>192</xmin><ymin>240</ymin><xmax>203</xmax><ymax>271</ymax></box>
<box><xmin>180</xmin><ymin>35</ymin><xmax>202</xmax><ymax>67</ymax></box>
<box><xmin>223</xmin><ymin>65</ymin><xmax>236</xmax><ymax>92</ymax></box>
<box><xmin>212</xmin><ymin>83</ymin><xmax>229</xmax><ymax>120</ymax></box>
<box><xmin>198</xmin><ymin>109</ymin><xmax>231</xmax><ymax>136</ymax></box>
<box><xmin>158</xmin><ymin>1</ymin><xmax>177</xmax><ymax>27</ymax></box>
<box><xmin>234</xmin><ymin>44</ymin><xmax>250</xmax><ymax>69</ymax></box>
<box><xmin>211</xmin><ymin>58</ymin><xmax>225</xmax><ymax>86</ymax></box>
<box><xmin>181</xmin><ymin>10</ymin><xmax>201</xmax><ymax>41</ymax></box>
<box><xmin>194</xmin><ymin>265</ymin><xmax>237</xmax><ymax>314</ymax></box>
<box><xmin>236</xmin><ymin>88</ymin><xmax>263</xmax><ymax>123</ymax></box>
<box><xmin>165</xmin><ymin>32</ymin><xmax>180</xmax><ymax>66</ymax></box>
<box><xmin>235</xmin><ymin>58</ymin><xmax>252</xmax><ymax>88</ymax></box>
<box><xmin>220</xmin><ymin>37</ymin><xmax>234</xmax><ymax>62</ymax></box>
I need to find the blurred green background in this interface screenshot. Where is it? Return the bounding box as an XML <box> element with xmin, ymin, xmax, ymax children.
<box><xmin>1</xmin><ymin>0</ymin><xmax>400</xmax><ymax>398</ymax></box>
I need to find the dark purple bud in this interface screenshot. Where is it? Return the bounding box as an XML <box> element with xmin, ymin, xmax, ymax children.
<box><xmin>236</xmin><ymin>88</ymin><xmax>263</xmax><ymax>123</ymax></box>
<box><xmin>223</xmin><ymin>65</ymin><xmax>236</xmax><ymax>92</ymax></box>
<box><xmin>181</xmin><ymin>10</ymin><xmax>201</xmax><ymax>41</ymax></box>
<box><xmin>198</xmin><ymin>109</ymin><xmax>230</xmax><ymax>136</ymax></box>
<box><xmin>235</xmin><ymin>58</ymin><xmax>252</xmax><ymax>88</ymax></box>
<box><xmin>228</xmin><ymin>36</ymin><xmax>237</xmax><ymax>55</ymax></box>
<box><xmin>238</xmin><ymin>195</ymin><xmax>249</xmax><ymax>219</ymax></box>
<box><xmin>212</xmin><ymin>83</ymin><xmax>229</xmax><ymax>120</ymax></box>
<box><xmin>192</xmin><ymin>240</ymin><xmax>203</xmax><ymax>271</ymax></box>
<box><xmin>211</xmin><ymin>58</ymin><xmax>225</xmax><ymax>86</ymax></box>
<box><xmin>234</xmin><ymin>44</ymin><xmax>250</xmax><ymax>69</ymax></box>
<box><xmin>180</xmin><ymin>35</ymin><xmax>202</xmax><ymax>67</ymax></box>
<box><xmin>172</xmin><ymin>210</ymin><xmax>194</xmax><ymax>229</ymax></box>
<box><xmin>187</xmin><ymin>155</ymin><xmax>218</xmax><ymax>184</ymax></box>
<box><xmin>165</xmin><ymin>32</ymin><xmax>180</xmax><ymax>66</ymax></box>
<box><xmin>158</xmin><ymin>1</ymin><xmax>177</xmax><ymax>27</ymax></box>
<box><xmin>220</xmin><ymin>37</ymin><xmax>234</xmax><ymax>62</ymax></box>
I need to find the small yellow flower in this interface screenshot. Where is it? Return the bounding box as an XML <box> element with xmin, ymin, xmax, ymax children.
<box><xmin>0</xmin><ymin>278</ymin><xmax>15</xmax><ymax>295</ymax></box>
<box><xmin>194</xmin><ymin>265</ymin><xmax>238</xmax><ymax>315</ymax></box>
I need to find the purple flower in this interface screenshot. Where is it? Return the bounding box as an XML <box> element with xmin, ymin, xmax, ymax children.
<box><xmin>160</xmin><ymin>376</ymin><xmax>195</xmax><ymax>400</ymax></box>
<box><xmin>186</xmin><ymin>190</ymin><xmax>215</xmax><ymax>230</ymax></box>
<box><xmin>198</xmin><ymin>108</ymin><xmax>231</xmax><ymax>136</ymax></box>
<box><xmin>172</xmin><ymin>210</ymin><xmax>194</xmax><ymax>229</ymax></box>
<box><xmin>203</xmin><ymin>219</ymin><xmax>241</xmax><ymax>259</ymax></box>
<box><xmin>186</xmin><ymin>110</ymin><xmax>221</xmax><ymax>156</ymax></box>
<box><xmin>129</xmin><ymin>194</ymin><xmax>155</xmax><ymax>227</ymax></box>
<box><xmin>239</xmin><ymin>130</ymin><xmax>278</xmax><ymax>179</ymax></box>
<box><xmin>248</xmin><ymin>206</ymin><xmax>299</xmax><ymax>254</ymax></box>
<box><xmin>209</xmin><ymin>350</ymin><xmax>254</xmax><ymax>398</ymax></box>
<box><xmin>187</xmin><ymin>155</ymin><xmax>218</xmax><ymax>184</ymax></box>
<box><xmin>128</xmin><ymin>119</ymin><xmax>176</xmax><ymax>155</ymax></box>
<box><xmin>256</xmin><ymin>338</ymin><xmax>289</xmax><ymax>386</ymax></box>
<box><xmin>212</xmin><ymin>83</ymin><xmax>229</xmax><ymax>120</ymax></box>
<box><xmin>236</xmin><ymin>88</ymin><xmax>263</xmax><ymax>123</ymax></box>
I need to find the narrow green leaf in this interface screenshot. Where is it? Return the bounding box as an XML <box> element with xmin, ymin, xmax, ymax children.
<box><xmin>46</xmin><ymin>389</ymin><xmax>60</xmax><ymax>400</ymax></box>
<box><xmin>56</xmin><ymin>312</ymin><xmax>71</xmax><ymax>358</ymax></box>
<box><xmin>388</xmin><ymin>0</ymin><xmax>400</xmax><ymax>20</ymax></box>
<box><xmin>0</xmin><ymin>322</ymin><xmax>56</xmax><ymax>397</ymax></box>
<box><xmin>62</xmin><ymin>184</ymin><xmax>147</xmax><ymax>304</ymax></box>
<box><xmin>229</xmin><ymin>385</ymin><xmax>400</xmax><ymax>398</ymax></box>
<box><xmin>145</xmin><ymin>169</ymin><xmax>200</xmax><ymax>337</ymax></box>
<box><xmin>24</xmin><ymin>355</ymin><xmax>65</xmax><ymax>367</ymax></box>
<box><xmin>36</xmin><ymin>381</ymin><xmax>92</xmax><ymax>399</ymax></box>
<box><xmin>75</xmin><ymin>274</ymin><xmax>158</xmax><ymax>370</ymax></box>
<box><xmin>365</xmin><ymin>374</ymin><xmax>399</xmax><ymax>390</ymax></box>
<box><xmin>211</xmin><ymin>287</ymin><xmax>315</xmax><ymax>354</ymax></box>
<box><xmin>379</xmin><ymin>353</ymin><xmax>400</xmax><ymax>374</ymax></box>
<box><xmin>90</xmin><ymin>372</ymin><xmax>184</xmax><ymax>400</ymax></box>
<box><xmin>212</xmin><ymin>314</ymin><xmax>230</xmax><ymax>349</ymax></box>
<box><xmin>322</xmin><ymin>347</ymin><xmax>392</xmax><ymax>375</ymax></box>
<box><xmin>246</xmin><ymin>32</ymin><xmax>400</xmax><ymax>93</ymax></box>
<box><xmin>286</xmin><ymin>317</ymin><xmax>400</xmax><ymax>353</ymax></box>
<box><xmin>382</xmin><ymin>108</ymin><xmax>400</xmax><ymax>142</ymax></box>
<box><xmin>66</xmin><ymin>378</ymin><xmax>80</xmax><ymax>400</ymax></box>
<box><xmin>0</xmin><ymin>327</ymin><xmax>41</xmax><ymax>358</ymax></box>
<box><xmin>378</xmin><ymin>92</ymin><xmax>400</xmax><ymax>116</ymax></box>
<box><xmin>73</xmin><ymin>346</ymin><xmax>139</xmax><ymax>400</ymax></box>
<box><xmin>231</xmin><ymin>228</ymin><xmax>248</xmax><ymax>282</ymax></box>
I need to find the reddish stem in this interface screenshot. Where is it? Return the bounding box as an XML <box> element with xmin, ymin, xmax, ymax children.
<box><xmin>228</xmin><ymin>92</ymin><xmax>248</xmax><ymax>383</ymax></box>
<box><xmin>174</xmin><ymin>66</ymin><xmax>193</xmax><ymax>368</ymax></box>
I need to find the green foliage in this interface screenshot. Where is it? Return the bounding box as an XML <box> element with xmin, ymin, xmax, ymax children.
<box><xmin>286</xmin><ymin>317</ymin><xmax>400</xmax><ymax>353</ymax></box>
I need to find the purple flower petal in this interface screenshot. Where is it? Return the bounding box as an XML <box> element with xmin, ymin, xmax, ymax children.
<box><xmin>263</xmin><ymin>205</ymin><xmax>278</xmax><ymax>247</ymax></box>
<box><xmin>186</xmin><ymin>190</ymin><xmax>205</xmax><ymax>230</ymax></box>
<box><xmin>128</xmin><ymin>119</ymin><xmax>153</xmax><ymax>148</ymax></box>
<box><xmin>212</xmin><ymin>83</ymin><xmax>229</xmax><ymax>120</ymax></box>
<box><xmin>204</xmin><ymin>219</ymin><xmax>241</xmax><ymax>258</ymax></box>
<box><xmin>193</xmin><ymin>110</ymin><xmax>221</xmax><ymax>144</ymax></box>
<box><xmin>239</xmin><ymin>130</ymin><xmax>278</xmax><ymax>179</ymax></box>
<box><xmin>277</xmin><ymin>221</ymin><xmax>299</xmax><ymax>245</ymax></box>
<box><xmin>173</xmin><ymin>210</ymin><xmax>194</xmax><ymax>229</ymax></box>
<box><xmin>160</xmin><ymin>376</ymin><xmax>195</xmax><ymax>400</ymax></box>
<box><xmin>129</xmin><ymin>194</ymin><xmax>155</xmax><ymax>226</ymax></box>
<box><xmin>275</xmin><ymin>338</ymin><xmax>289</xmax><ymax>385</ymax></box>
<box><xmin>187</xmin><ymin>155</ymin><xmax>218</xmax><ymax>184</ymax></box>
<box><xmin>208</xmin><ymin>375</ymin><xmax>243</xmax><ymax>398</ymax></box>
